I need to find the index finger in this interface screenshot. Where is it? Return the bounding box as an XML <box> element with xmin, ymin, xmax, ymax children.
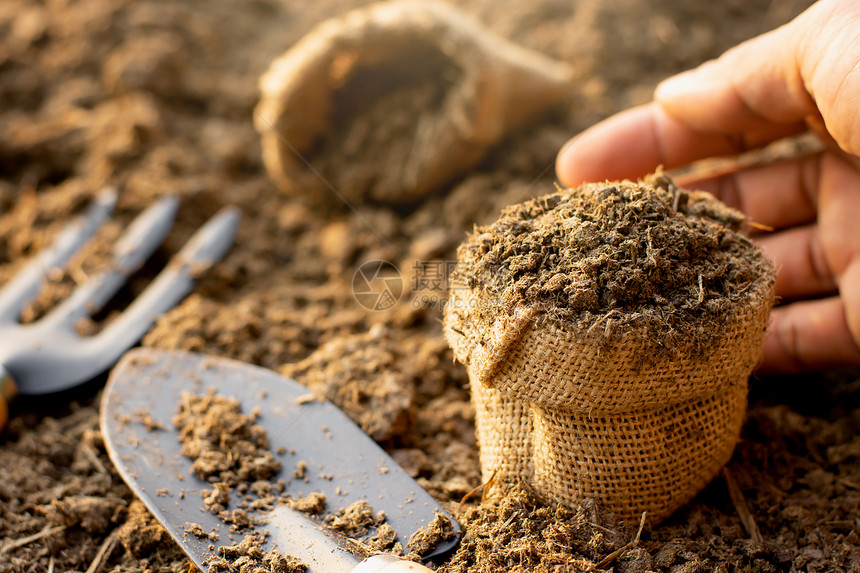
<box><xmin>557</xmin><ymin>0</ymin><xmax>860</xmax><ymax>188</ymax></box>
<box><xmin>555</xmin><ymin>102</ymin><xmax>806</xmax><ymax>187</ymax></box>
<box><xmin>655</xmin><ymin>0</ymin><xmax>860</xmax><ymax>156</ymax></box>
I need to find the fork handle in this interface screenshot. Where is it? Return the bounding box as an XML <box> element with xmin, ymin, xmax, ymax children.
<box><xmin>0</xmin><ymin>365</ymin><xmax>18</xmax><ymax>430</ymax></box>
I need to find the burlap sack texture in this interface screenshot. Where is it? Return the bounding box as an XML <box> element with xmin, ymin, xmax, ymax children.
<box><xmin>443</xmin><ymin>178</ymin><xmax>776</xmax><ymax>525</ymax></box>
<box><xmin>254</xmin><ymin>0</ymin><xmax>573</xmax><ymax>205</ymax></box>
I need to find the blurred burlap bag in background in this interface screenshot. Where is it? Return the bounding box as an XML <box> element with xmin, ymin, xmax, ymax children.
<box><xmin>443</xmin><ymin>176</ymin><xmax>776</xmax><ymax>524</ymax></box>
<box><xmin>254</xmin><ymin>0</ymin><xmax>573</xmax><ymax>206</ymax></box>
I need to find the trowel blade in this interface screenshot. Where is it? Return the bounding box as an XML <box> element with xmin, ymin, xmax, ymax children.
<box><xmin>100</xmin><ymin>348</ymin><xmax>460</xmax><ymax>571</ymax></box>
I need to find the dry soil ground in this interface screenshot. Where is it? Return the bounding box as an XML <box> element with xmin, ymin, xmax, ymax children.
<box><xmin>2</xmin><ymin>0</ymin><xmax>859</xmax><ymax>572</ymax></box>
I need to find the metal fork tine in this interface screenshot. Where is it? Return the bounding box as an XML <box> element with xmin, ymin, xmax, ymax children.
<box><xmin>41</xmin><ymin>195</ymin><xmax>180</xmax><ymax>329</ymax></box>
<box><xmin>91</xmin><ymin>206</ymin><xmax>240</xmax><ymax>358</ymax></box>
<box><xmin>0</xmin><ymin>188</ymin><xmax>117</xmax><ymax>324</ymax></box>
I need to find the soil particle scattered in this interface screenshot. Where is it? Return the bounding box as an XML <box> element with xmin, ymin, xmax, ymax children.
<box><xmin>287</xmin><ymin>492</ymin><xmax>327</xmax><ymax>515</ymax></box>
<box><xmin>252</xmin><ymin>480</ymin><xmax>277</xmax><ymax>497</ymax></box>
<box><xmin>228</xmin><ymin>508</ymin><xmax>255</xmax><ymax>531</ymax></box>
<box><xmin>173</xmin><ymin>389</ymin><xmax>282</xmax><ymax>486</ymax></box>
<box><xmin>207</xmin><ymin>533</ymin><xmax>306</xmax><ymax>573</ymax></box>
<box><xmin>202</xmin><ymin>482</ymin><xmax>231</xmax><ymax>514</ymax></box>
<box><xmin>452</xmin><ymin>173</ymin><xmax>774</xmax><ymax>349</ymax></box>
<box><xmin>325</xmin><ymin>500</ymin><xmax>387</xmax><ymax>537</ymax></box>
<box><xmin>250</xmin><ymin>497</ymin><xmax>276</xmax><ymax>512</ymax></box>
<box><xmin>293</xmin><ymin>460</ymin><xmax>308</xmax><ymax>481</ymax></box>
<box><xmin>135</xmin><ymin>411</ymin><xmax>166</xmax><ymax>431</ymax></box>
<box><xmin>367</xmin><ymin>522</ymin><xmax>401</xmax><ymax>553</ymax></box>
<box><xmin>406</xmin><ymin>513</ymin><xmax>457</xmax><ymax>556</ymax></box>
<box><xmin>184</xmin><ymin>521</ymin><xmax>218</xmax><ymax>541</ymax></box>
<box><xmin>264</xmin><ymin>551</ymin><xmax>308</xmax><ymax>573</ymax></box>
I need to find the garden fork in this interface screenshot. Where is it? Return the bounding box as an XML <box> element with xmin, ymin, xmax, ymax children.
<box><xmin>0</xmin><ymin>188</ymin><xmax>240</xmax><ymax>429</ymax></box>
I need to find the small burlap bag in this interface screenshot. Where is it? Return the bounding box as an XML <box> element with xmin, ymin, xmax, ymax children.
<box><xmin>254</xmin><ymin>0</ymin><xmax>573</xmax><ymax>205</ymax></box>
<box><xmin>443</xmin><ymin>177</ymin><xmax>776</xmax><ymax>524</ymax></box>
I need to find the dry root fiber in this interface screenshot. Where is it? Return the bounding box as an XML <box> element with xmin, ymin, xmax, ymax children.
<box><xmin>443</xmin><ymin>174</ymin><xmax>776</xmax><ymax>524</ymax></box>
<box><xmin>254</xmin><ymin>0</ymin><xmax>573</xmax><ymax>206</ymax></box>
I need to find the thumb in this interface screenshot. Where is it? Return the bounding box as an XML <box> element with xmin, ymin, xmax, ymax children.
<box><xmin>655</xmin><ymin>0</ymin><xmax>860</xmax><ymax>156</ymax></box>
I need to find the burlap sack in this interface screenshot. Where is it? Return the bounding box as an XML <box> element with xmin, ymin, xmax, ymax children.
<box><xmin>443</xmin><ymin>180</ymin><xmax>775</xmax><ymax>525</ymax></box>
<box><xmin>254</xmin><ymin>0</ymin><xmax>573</xmax><ymax>205</ymax></box>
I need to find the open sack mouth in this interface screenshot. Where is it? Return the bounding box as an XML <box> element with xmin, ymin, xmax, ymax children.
<box><xmin>255</xmin><ymin>0</ymin><xmax>573</xmax><ymax>207</ymax></box>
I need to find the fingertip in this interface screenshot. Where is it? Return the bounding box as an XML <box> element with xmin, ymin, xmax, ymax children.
<box><xmin>555</xmin><ymin>116</ymin><xmax>628</xmax><ymax>187</ymax></box>
<box><xmin>555</xmin><ymin>104</ymin><xmax>668</xmax><ymax>187</ymax></box>
<box><xmin>555</xmin><ymin>134</ymin><xmax>590</xmax><ymax>187</ymax></box>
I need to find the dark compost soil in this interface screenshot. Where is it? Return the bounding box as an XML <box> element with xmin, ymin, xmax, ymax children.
<box><xmin>450</xmin><ymin>173</ymin><xmax>774</xmax><ymax>346</ymax></box>
<box><xmin>2</xmin><ymin>0</ymin><xmax>859</xmax><ymax>572</ymax></box>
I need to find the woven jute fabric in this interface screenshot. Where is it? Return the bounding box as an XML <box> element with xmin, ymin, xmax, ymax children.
<box><xmin>444</xmin><ymin>276</ymin><xmax>773</xmax><ymax>524</ymax></box>
<box><xmin>254</xmin><ymin>0</ymin><xmax>573</xmax><ymax>204</ymax></box>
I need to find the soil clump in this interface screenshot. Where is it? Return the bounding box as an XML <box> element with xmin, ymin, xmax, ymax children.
<box><xmin>206</xmin><ymin>533</ymin><xmax>306</xmax><ymax>573</ymax></box>
<box><xmin>174</xmin><ymin>390</ymin><xmax>282</xmax><ymax>487</ymax></box>
<box><xmin>406</xmin><ymin>513</ymin><xmax>457</xmax><ymax>556</ymax></box>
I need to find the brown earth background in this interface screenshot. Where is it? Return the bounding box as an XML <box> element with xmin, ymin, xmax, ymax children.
<box><xmin>2</xmin><ymin>0</ymin><xmax>859</xmax><ymax>571</ymax></box>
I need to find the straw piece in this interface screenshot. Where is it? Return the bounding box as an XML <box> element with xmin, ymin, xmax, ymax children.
<box><xmin>723</xmin><ymin>467</ymin><xmax>763</xmax><ymax>545</ymax></box>
<box><xmin>84</xmin><ymin>529</ymin><xmax>119</xmax><ymax>573</ymax></box>
<box><xmin>0</xmin><ymin>525</ymin><xmax>65</xmax><ymax>556</ymax></box>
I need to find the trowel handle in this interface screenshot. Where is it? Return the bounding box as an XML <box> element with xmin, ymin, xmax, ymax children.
<box><xmin>351</xmin><ymin>554</ymin><xmax>434</xmax><ymax>573</ymax></box>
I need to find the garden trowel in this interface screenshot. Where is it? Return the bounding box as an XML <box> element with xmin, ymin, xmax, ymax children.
<box><xmin>100</xmin><ymin>348</ymin><xmax>460</xmax><ymax>572</ymax></box>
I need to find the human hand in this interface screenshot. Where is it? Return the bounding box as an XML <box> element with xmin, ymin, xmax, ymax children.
<box><xmin>555</xmin><ymin>0</ymin><xmax>860</xmax><ymax>374</ymax></box>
